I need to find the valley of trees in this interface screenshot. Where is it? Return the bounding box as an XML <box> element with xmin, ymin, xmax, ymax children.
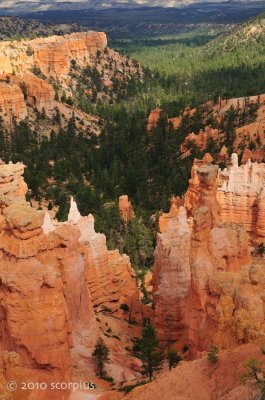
<box><xmin>0</xmin><ymin>93</ymin><xmax>259</xmax><ymax>278</ymax></box>
<box><xmin>0</xmin><ymin>13</ymin><xmax>265</xmax><ymax>279</ymax></box>
<box><xmin>113</xmin><ymin>15</ymin><xmax>265</xmax><ymax>106</ymax></box>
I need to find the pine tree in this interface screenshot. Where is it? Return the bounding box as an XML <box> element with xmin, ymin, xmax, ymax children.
<box><xmin>124</xmin><ymin>219</ymin><xmax>154</xmax><ymax>269</ymax></box>
<box><xmin>92</xmin><ymin>338</ymin><xmax>110</xmax><ymax>378</ymax></box>
<box><xmin>136</xmin><ymin>323</ymin><xmax>163</xmax><ymax>381</ymax></box>
<box><xmin>167</xmin><ymin>349</ymin><xmax>182</xmax><ymax>371</ymax></box>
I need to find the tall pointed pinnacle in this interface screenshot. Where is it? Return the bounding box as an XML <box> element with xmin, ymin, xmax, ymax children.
<box><xmin>42</xmin><ymin>212</ymin><xmax>55</xmax><ymax>234</ymax></box>
<box><xmin>78</xmin><ymin>214</ymin><xmax>97</xmax><ymax>243</ymax></box>
<box><xmin>231</xmin><ymin>153</ymin><xmax>239</xmax><ymax>168</ymax></box>
<box><xmin>68</xmin><ymin>196</ymin><xmax>81</xmax><ymax>224</ymax></box>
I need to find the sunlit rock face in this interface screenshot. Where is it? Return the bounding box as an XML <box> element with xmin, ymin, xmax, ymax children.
<box><xmin>0</xmin><ymin>82</ymin><xmax>27</xmax><ymax>127</ymax></box>
<box><xmin>153</xmin><ymin>206</ymin><xmax>191</xmax><ymax>345</ymax></box>
<box><xmin>0</xmin><ymin>31</ymin><xmax>107</xmax><ymax>133</ymax></box>
<box><xmin>119</xmin><ymin>195</ymin><xmax>135</xmax><ymax>224</ymax></box>
<box><xmin>0</xmin><ymin>160</ymin><xmax>142</xmax><ymax>398</ymax></box>
<box><xmin>0</xmin><ymin>31</ymin><xmax>107</xmax><ymax>76</ymax></box>
<box><xmin>153</xmin><ymin>154</ymin><xmax>265</xmax><ymax>354</ymax></box>
<box><xmin>217</xmin><ymin>154</ymin><xmax>265</xmax><ymax>232</ymax></box>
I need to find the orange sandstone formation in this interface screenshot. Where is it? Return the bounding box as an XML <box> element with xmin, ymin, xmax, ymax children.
<box><xmin>181</xmin><ymin>127</ymin><xmax>219</xmax><ymax>156</ymax></box>
<box><xmin>153</xmin><ymin>154</ymin><xmax>265</xmax><ymax>355</ymax></box>
<box><xmin>217</xmin><ymin>154</ymin><xmax>265</xmax><ymax>231</ymax></box>
<box><xmin>0</xmin><ymin>32</ymin><xmax>107</xmax><ymax>76</ymax></box>
<box><xmin>0</xmin><ymin>73</ymin><xmax>59</xmax><ymax>125</ymax></box>
<box><xmin>241</xmin><ymin>147</ymin><xmax>265</xmax><ymax>164</ymax></box>
<box><xmin>0</xmin><ymin>31</ymin><xmax>106</xmax><ymax>131</ymax></box>
<box><xmin>17</xmin><ymin>74</ymin><xmax>55</xmax><ymax>112</ymax></box>
<box><xmin>218</xmin><ymin>145</ymin><xmax>228</xmax><ymax>163</ymax></box>
<box><xmin>147</xmin><ymin>109</ymin><xmax>182</xmax><ymax>132</ymax></box>
<box><xmin>0</xmin><ymin>31</ymin><xmax>140</xmax><ymax>135</ymax></box>
<box><xmin>159</xmin><ymin>196</ymin><xmax>181</xmax><ymax>233</ymax></box>
<box><xmin>147</xmin><ymin>108</ymin><xmax>162</xmax><ymax>132</ymax></box>
<box><xmin>0</xmin><ymin>351</ymin><xmax>30</xmax><ymax>400</ymax></box>
<box><xmin>0</xmin><ymin>82</ymin><xmax>27</xmax><ymax>126</ymax></box>
<box><xmin>0</xmin><ymin>160</ymin><xmax>142</xmax><ymax>399</ymax></box>
<box><xmin>153</xmin><ymin>206</ymin><xmax>191</xmax><ymax>344</ymax></box>
<box><xmin>119</xmin><ymin>195</ymin><xmax>135</xmax><ymax>224</ymax></box>
<box><xmin>168</xmin><ymin>116</ymin><xmax>182</xmax><ymax>130</ymax></box>
<box><xmin>31</xmin><ymin>32</ymin><xmax>107</xmax><ymax>76</ymax></box>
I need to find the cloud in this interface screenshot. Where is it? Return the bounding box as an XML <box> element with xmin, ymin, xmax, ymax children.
<box><xmin>0</xmin><ymin>0</ymin><xmax>258</xmax><ymax>12</ymax></box>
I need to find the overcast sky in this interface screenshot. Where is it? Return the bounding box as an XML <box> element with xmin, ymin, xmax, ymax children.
<box><xmin>0</xmin><ymin>0</ymin><xmax>252</xmax><ymax>11</ymax></box>
<box><xmin>0</xmin><ymin>0</ymin><xmax>259</xmax><ymax>12</ymax></box>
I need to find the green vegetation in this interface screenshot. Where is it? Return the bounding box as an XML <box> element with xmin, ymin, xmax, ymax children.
<box><xmin>92</xmin><ymin>337</ymin><xmax>111</xmax><ymax>378</ymax></box>
<box><xmin>0</xmin><ymin>90</ymin><xmax>259</xmax><ymax>275</ymax></box>
<box><xmin>207</xmin><ymin>345</ymin><xmax>219</xmax><ymax>364</ymax></box>
<box><xmin>113</xmin><ymin>14</ymin><xmax>265</xmax><ymax>105</ymax></box>
<box><xmin>135</xmin><ymin>323</ymin><xmax>164</xmax><ymax>381</ymax></box>
<box><xmin>118</xmin><ymin>380</ymin><xmax>147</xmax><ymax>394</ymax></box>
<box><xmin>167</xmin><ymin>349</ymin><xmax>182</xmax><ymax>371</ymax></box>
<box><xmin>242</xmin><ymin>357</ymin><xmax>265</xmax><ymax>400</ymax></box>
<box><xmin>120</xmin><ymin>303</ymin><xmax>130</xmax><ymax>312</ymax></box>
<box><xmin>257</xmin><ymin>243</ymin><xmax>265</xmax><ymax>256</ymax></box>
<box><xmin>31</xmin><ymin>65</ymin><xmax>46</xmax><ymax>79</ymax></box>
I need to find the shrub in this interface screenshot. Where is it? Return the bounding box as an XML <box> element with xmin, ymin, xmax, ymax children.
<box><xmin>257</xmin><ymin>243</ymin><xmax>265</xmax><ymax>256</ymax></box>
<box><xmin>118</xmin><ymin>380</ymin><xmax>146</xmax><ymax>394</ymax></box>
<box><xmin>112</xmin><ymin>335</ymin><xmax>121</xmax><ymax>341</ymax></box>
<box><xmin>31</xmin><ymin>65</ymin><xmax>46</xmax><ymax>79</ymax></box>
<box><xmin>102</xmin><ymin>376</ymin><xmax>114</xmax><ymax>383</ymax></box>
<box><xmin>241</xmin><ymin>357</ymin><xmax>265</xmax><ymax>399</ymax></box>
<box><xmin>207</xmin><ymin>345</ymin><xmax>219</xmax><ymax>363</ymax></box>
<box><xmin>120</xmin><ymin>303</ymin><xmax>130</xmax><ymax>312</ymax></box>
<box><xmin>182</xmin><ymin>344</ymin><xmax>189</xmax><ymax>353</ymax></box>
<box><xmin>26</xmin><ymin>46</ymin><xmax>34</xmax><ymax>56</ymax></box>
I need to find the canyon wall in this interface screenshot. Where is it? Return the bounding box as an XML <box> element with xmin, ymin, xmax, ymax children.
<box><xmin>0</xmin><ymin>31</ymin><xmax>140</xmax><ymax>135</ymax></box>
<box><xmin>0</xmin><ymin>160</ymin><xmax>141</xmax><ymax>399</ymax></box>
<box><xmin>0</xmin><ymin>32</ymin><xmax>107</xmax><ymax>76</ymax></box>
<box><xmin>0</xmin><ymin>82</ymin><xmax>27</xmax><ymax>125</ymax></box>
<box><xmin>153</xmin><ymin>154</ymin><xmax>265</xmax><ymax>355</ymax></box>
<box><xmin>0</xmin><ymin>31</ymin><xmax>107</xmax><ymax>130</ymax></box>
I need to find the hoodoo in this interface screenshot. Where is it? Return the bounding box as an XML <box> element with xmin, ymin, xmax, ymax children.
<box><xmin>0</xmin><ymin>160</ymin><xmax>143</xmax><ymax>399</ymax></box>
<box><xmin>153</xmin><ymin>154</ymin><xmax>265</xmax><ymax>355</ymax></box>
<box><xmin>119</xmin><ymin>195</ymin><xmax>135</xmax><ymax>224</ymax></box>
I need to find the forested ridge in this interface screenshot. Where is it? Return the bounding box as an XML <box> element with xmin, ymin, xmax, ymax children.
<box><xmin>113</xmin><ymin>13</ymin><xmax>265</xmax><ymax>104</ymax></box>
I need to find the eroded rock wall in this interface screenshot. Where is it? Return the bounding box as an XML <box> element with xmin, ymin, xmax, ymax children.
<box><xmin>153</xmin><ymin>154</ymin><xmax>265</xmax><ymax>354</ymax></box>
<box><xmin>0</xmin><ymin>82</ymin><xmax>27</xmax><ymax>126</ymax></box>
<box><xmin>153</xmin><ymin>207</ymin><xmax>191</xmax><ymax>345</ymax></box>
<box><xmin>0</xmin><ymin>32</ymin><xmax>107</xmax><ymax>76</ymax></box>
<box><xmin>0</xmin><ymin>31</ymin><xmax>107</xmax><ymax>131</ymax></box>
<box><xmin>0</xmin><ymin>161</ymin><xmax>141</xmax><ymax>398</ymax></box>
